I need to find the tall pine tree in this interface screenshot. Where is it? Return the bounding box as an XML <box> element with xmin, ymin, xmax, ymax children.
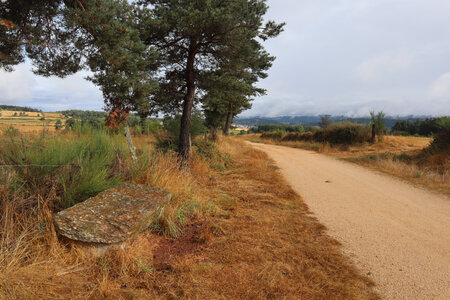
<box><xmin>140</xmin><ymin>0</ymin><xmax>284</xmax><ymax>166</ymax></box>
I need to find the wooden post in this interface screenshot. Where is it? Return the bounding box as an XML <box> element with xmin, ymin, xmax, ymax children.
<box><xmin>124</xmin><ymin>125</ymin><xmax>137</xmax><ymax>165</ymax></box>
<box><xmin>371</xmin><ymin>124</ymin><xmax>376</xmax><ymax>144</ymax></box>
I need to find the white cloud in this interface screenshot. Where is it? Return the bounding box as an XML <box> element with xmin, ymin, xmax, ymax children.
<box><xmin>430</xmin><ymin>73</ymin><xmax>450</xmax><ymax>98</ymax></box>
<box><xmin>2</xmin><ymin>1</ymin><xmax>450</xmax><ymax>116</ymax></box>
<box><xmin>355</xmin><ymin>52</ymin><xmax>414</xmax><ymax>83</ymax></box>
<box><xmin>0</xmin><ymin>63</ymin><xmax>103</xmax><ymax>111</ymax></box>
<box><xmin>0</xmin><ymin>64</ymin><xmax>36</xmax><ymax>103</ymax></box>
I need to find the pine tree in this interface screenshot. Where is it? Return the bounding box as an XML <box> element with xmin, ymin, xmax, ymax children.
<box><xmin>1</xmin><ymin>1</ymin><xmax>157</xmax><ymax>123</ymax></box>
<box><xmin>1</xmin><ymin>1</ymin><xmax>55</xmax><ymax>70</ymax></box>
<box><xmin>140</xmin><ymin>0</ymin><xmax>284</xmax><ymax>166</ymax></box>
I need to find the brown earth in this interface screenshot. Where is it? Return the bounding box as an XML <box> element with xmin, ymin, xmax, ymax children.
<box><xmin>250</xmin><ymin>142</ymin><xmax>450</xmax><ymax>300</ymax></box>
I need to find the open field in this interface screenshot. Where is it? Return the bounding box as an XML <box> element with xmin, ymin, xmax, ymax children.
<box><xmin>0</xmin><ymin>110</ymin><xmax>66</xmax><ymax>133</ymax></box>
<box><xmin>0</xmin><ymin>133</ymin><xmax>378</xmax><ymax>299</ymax></box>
<box><xmin>245</xmin><ymin>134</ymin><xmax>450</xmax><ymax>195</ymax></box>
<box><xmin>250</xmin><ymin>142</ymin><xmax>450</xmax><ymax>299</ymax></box>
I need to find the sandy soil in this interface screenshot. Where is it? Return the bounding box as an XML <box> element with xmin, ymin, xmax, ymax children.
<box><xmin>249</xmin><ymin>142</ymin><xmax>450</xmax><ymax>300</ymax></box>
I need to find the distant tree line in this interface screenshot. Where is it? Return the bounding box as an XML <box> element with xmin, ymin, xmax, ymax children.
<box><xmin>58</xmin><ymin>110</ymin><xmax>108</xmax><ymax>119</ymax></box>
<box><xmin>249</xmin><ymin>124</ymin><xmax>314</xmax><ymax>134</ymax></box>
<box><xmin>0</xmin><ymin>105</ymin><xmax>42</xmax><ymax>112</ymax></box>
<box><xmin>392</xmin><ymin>117</ymin><xmax>449</xmax><ymax>136</ymax></box>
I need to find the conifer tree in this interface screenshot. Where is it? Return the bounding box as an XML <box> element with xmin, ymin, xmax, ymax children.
<box><xmin>140</xmin><ymin>0</ymin><xmax>284</xmax><ymax>166</ymax></box>
<box><xmin>1</xmin><ymin>1</ymin><xmax>157</xmax><ymax>121</ymax></box>
<box><xmin>0</xmin><ymin>0</ymin><xmax>76</xmax><ymax>71</ymax></box>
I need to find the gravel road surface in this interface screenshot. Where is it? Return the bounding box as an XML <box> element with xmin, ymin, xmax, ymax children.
<box><xmin>250</xmin><ymin>142</ymin><xmax>450</xmax><ymax>300</ymax></box>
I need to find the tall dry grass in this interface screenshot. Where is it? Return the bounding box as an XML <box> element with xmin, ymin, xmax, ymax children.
<box><xmin>1</xmin><ymin>134</ymin><xmax>378</xmax><ymax>299</ymax></box>
<box><xmin>0</xmin><ymin>133</ymin><xmax>215</xmax><ymax>299</ymax></box>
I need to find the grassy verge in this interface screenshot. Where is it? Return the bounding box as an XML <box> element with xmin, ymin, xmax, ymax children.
<box><xmin>0</xmin><ymin>134</ymin><xmax>378</xmax><ymax>299</ymax></box>
<box><xmin>245</xmin><ymin>134</ymin><xmax>449</xmax><ymax>195</ymax></box>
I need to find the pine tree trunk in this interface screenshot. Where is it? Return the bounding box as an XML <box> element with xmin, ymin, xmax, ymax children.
<box><xmin>178</xmin><ymin>50</ymin><xmax>196</xmax><ymax>167</ymax></box>
<box><xmin>223</xmin><ymin>103</ymin><xmax>233</xmax><ymax>136</ymax></box>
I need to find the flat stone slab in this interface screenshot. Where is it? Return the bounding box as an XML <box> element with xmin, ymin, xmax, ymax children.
<box><xmin>54</xmin><ymin>183</ymin><xmax>170</xmax><ymax>244</ymax></box>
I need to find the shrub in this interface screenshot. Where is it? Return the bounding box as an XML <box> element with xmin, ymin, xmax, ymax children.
<box><xmin>262</xmin><ymin>122</ymin><xmax>371</xmax><ymax>145</ymax></box>
<box><xmin>142</xmin><ymin>119</ymin><xmax>163</xmax><ymax>135</ymax></box>
<box><xmin>370</xmin><ymin>111</ymin><xmax>386</xmax><ymax>134</ymax></box>
<box><xmin>65</xmin><ymin>118</ymin><xmax>76</xmax><ymax>130</ymax></box>
<box><xmin>194</xmin><ymin>140</ymin><xmax>231</xmax><ymax>170</ymax></box>
<box><xmin>260</xmin><ymin>129</ymin><xmax>285</xmax><ymax>140</ymax></box>
<box><xmin>54</xmin><ymin>119</ymin><xmax>63</xmax><ymax>130</ymax></box>
<box><xmin>0</xmin><ymin>132</ymin><xmax>127</xmax><ymax>209</ymax></box>
<box><xmin>156</xmin><ymin>113</ymin><xmax>206</xmax><ymax>151</ymax></box>
<box><xmin>318</xmin><ymin>122</ymin><xmax>371</xmax><ymax>145</ymax></box>
<box><xmin>425</xmin><ymin>123</ymin><xmax>450</xmax><ymax>153</ymax></box>
<box><xmin>134</xmin><ymin>125</ymin><xmax>143</xmax><ymax>135</ymax></box>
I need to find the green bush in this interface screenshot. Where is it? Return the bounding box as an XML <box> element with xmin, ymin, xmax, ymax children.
<box><xmin>142</xmin><ymin>119</ymin><xmax>163</xmax><ymax>135</ymax></box>
<box><xmin>262</xmin><ymin>122</ymin><xmax>371</xmax><ymax>145</ymax></box>
<box><xmin>315</xmin><ymin>122</ymin><xmax>371</xmax><ymax>145</ymax></box>
<box><xmin>134</xmin><ymin>125</ymin><xmax>143</xmax><ymax>135</ymax></box>
<box><xmin>370</xmin><ymin>111</ymin><xmax>386</xmax><ymax>134</ymax></box>
<box><xmin>0</xmin><ymin>131</ymin><xmax>126</xmax><ymax>209</ymax></box>
<box><xmin>55</xmin><ymin>119</ymin><xmax>63</xmax><ymax>130</ymax></box>
<box><xmin>426</xmin><ymin>123</ymin><xmax>450</xmax><ymax>153</ymax></box>
<box><xmin>260</xmin><ymin>129</ymin><xmax>285</xmax><ymax>140</ymax></box>
<box><xmin>156</xmin><ymin>113</ymin><xmax>206</xmax><ymax>151</ymax></box>
<box><xmin>194</xmin><ymin>140</ymin><xmax>231</xmax><ymax>170</ymax></box>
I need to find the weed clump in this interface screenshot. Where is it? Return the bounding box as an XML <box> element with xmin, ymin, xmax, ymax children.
<box><xmin>194</xmin><ymin>140</ymin><xmax>231</xmax><ymax>170</ymax></box>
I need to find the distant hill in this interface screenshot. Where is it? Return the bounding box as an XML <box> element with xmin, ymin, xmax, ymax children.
<box><xmin>235</xmin><ymin>115</ymin><xmax>433</xmax><ymax>129</ymax></box>
<box><xmin>0</xmin><ymin>105</ymin><xmax>42</xmax><ymax>112</ymax></box>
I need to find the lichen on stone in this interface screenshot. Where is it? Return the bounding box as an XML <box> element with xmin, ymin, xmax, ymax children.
<box><xmin>53</xmin><ymin>183</ymin><xmax>171</xmax><ymax>244</ymax></box>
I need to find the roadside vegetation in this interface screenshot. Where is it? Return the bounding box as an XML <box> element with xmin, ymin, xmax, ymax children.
<box><xmin>0</xmin><ymin>126</ymin><xmax>378</xmax><ymax>299</ymax></box>
<box><xmin>261</xmin><ymin>122</ymin><xmax>372</xmax><ymax>145</ymax></box>
<box><xmin>247</xmin><ymin>119</ymin><xmax>450</xmax><ymax>195</ymax></box>
<box><xmin>391</xmin><ymin>116</ymin><xmax>450</xmax><ymax>136</ymax></box>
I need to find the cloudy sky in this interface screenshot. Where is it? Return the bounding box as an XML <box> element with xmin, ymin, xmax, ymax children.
<box><xmin>1</xmin><ymin>0</ymin><xmax>450</xmax><ymax>117</ymax></box>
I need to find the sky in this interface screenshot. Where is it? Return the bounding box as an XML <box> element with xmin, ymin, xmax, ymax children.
<box><xmin>1</xmin><ymin>0</ymin><xmax>450</xmax><ymax>117</ymax></box>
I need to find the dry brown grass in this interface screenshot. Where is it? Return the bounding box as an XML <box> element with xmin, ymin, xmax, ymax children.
<box><xmin>0</xmin><ymin>136</ymin><xmax>378</xmax><ymax>299</ymax></box>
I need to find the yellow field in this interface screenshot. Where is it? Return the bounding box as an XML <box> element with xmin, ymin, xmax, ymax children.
<box><xmin>0</xmin><ymin>110</ymin><xmax>66</xmax><ymax>133</ymax></box>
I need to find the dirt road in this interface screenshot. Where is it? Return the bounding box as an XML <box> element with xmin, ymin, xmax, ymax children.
<box><xmin>249</xmin><ymin>142</ymin><xmax>450</xmax><ymax>300</ymax></box>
